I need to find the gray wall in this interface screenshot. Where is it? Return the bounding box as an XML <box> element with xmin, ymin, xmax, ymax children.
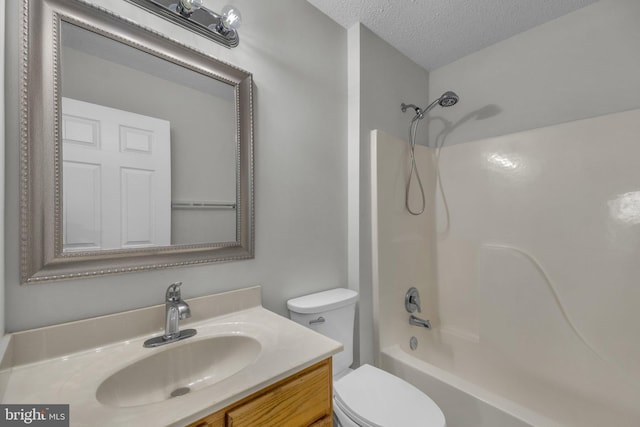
<box><xmin>5</xmin><ymin>0</ymin><xmax>347</xmax><ymax>331</ymax></box>
<box><xmin>428</xmin><ymin>0</ymin><xmax>640</xmax><ymax>146</ymax></box>
<box><xmin>348</xmin><ymin>24</ymin><xmax>429</xmax><ymax>365</ymax></box>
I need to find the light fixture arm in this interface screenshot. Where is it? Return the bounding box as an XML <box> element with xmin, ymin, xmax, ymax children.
<box><xmin>125</xmin><ymin>0</ymin><xmax>241</xmax><ymax>48</ymax></box>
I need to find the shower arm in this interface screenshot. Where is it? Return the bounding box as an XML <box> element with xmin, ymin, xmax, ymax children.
<box><xmin>402</xmin><ymin>98</ymin><xmax>442</xmax><ymax>120</ymax></box>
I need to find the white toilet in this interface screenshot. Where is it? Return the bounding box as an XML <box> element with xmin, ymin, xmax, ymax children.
<box><xmin>287</xmin><ymin>288</ymin><xmax>446</xmax><ymax>427</ymax></box>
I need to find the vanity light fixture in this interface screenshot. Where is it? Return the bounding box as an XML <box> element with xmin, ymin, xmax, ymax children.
<box><xmin>126</xmin><ymin>0</ymin><xmax>242</xmax><ymax>48</ymax></box>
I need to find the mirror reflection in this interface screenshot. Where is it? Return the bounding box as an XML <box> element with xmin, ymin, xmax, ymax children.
<box><xmin>60</xmin><ymin>22</ymin><xmax>237</xmax><ymax>252</ymax></box>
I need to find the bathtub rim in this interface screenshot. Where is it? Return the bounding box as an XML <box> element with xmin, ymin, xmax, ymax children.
<box><xmin>380</xmin><ymin>344</ymin><xmax>565</xmax><ymax>427</ymax></box>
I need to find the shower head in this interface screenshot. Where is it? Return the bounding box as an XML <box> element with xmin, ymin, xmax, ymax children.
<box><xmin>401</xmin><ymin>90</ymin><xmax>460</xmax><ymax>119</ymax></box>
<box><xmin>403</xmin><ymin>90</ymin><xmax>459</xmax><ymax>215</ymax></box>
<box><xmin>438</xmin><ymin>91</ymin><xmax>459</xmax><ymax>107</ymax></box>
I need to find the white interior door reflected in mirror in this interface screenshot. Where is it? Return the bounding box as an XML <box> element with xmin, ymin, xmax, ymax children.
<box><xmin>62</xmin><ymin>97</ymin><xmax>171</xmax><ymax>252</ymax></box>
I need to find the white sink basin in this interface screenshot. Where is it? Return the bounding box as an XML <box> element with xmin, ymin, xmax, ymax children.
<box><xmin>96</xmin><ymin>335</ymin><xmax>261</xmax><ymax>407</ymax></box>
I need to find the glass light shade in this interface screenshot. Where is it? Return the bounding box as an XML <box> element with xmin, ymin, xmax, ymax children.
<box><xmin>179</xmin><ymin>0</ymin><xmax>204</xmax><ymax>13</ymax></box>
<box><xmin>221</xmin><ymin>5</ymin><xmax>242</xmax><ymax>30</ymax></box>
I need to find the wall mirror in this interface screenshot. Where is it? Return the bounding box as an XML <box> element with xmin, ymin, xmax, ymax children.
<box><xmin>20</xmin><ymin>0</ymin><xmax>254</xmax><ymax>283</ymax></box>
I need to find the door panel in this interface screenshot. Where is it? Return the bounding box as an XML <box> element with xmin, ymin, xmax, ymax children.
<box><xmin>62</xmin><ymin>97</ymin><xmax>171</xmax><ymax>251</ymax></box>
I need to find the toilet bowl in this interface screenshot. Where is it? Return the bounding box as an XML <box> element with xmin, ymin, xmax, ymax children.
<box><xmin>333</xmin><ymin>364</ymin><xmax>445</xmax><ymax>427</ymax></box>
<box><xmin>287</xmin><ymin>288</ymin><xmax>446</xmax><ymax>427</ymax></box>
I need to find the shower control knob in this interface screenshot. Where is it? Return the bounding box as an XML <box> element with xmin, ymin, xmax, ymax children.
<box><xmin>405</xmin><ymin>287</ymin><xmax>422</xmax><ymax>313</ymax></box>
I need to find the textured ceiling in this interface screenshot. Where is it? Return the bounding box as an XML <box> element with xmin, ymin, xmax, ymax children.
<box><xmin>306</xmin><ymin>0</ymin><xmax>598</xmax><ymax>70</ymax></box>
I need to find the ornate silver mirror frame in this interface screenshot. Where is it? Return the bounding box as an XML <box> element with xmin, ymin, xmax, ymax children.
<box><xmin>20</xmin><ymin>0</ymin><xmax>254</xmax><ymax>284</ymax></box>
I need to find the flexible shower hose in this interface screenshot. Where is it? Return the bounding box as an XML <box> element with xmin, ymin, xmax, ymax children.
<box><xmin>406</xmin><ymin>115</ymin><xmax>426</xmax><ymax>215</ymax></box>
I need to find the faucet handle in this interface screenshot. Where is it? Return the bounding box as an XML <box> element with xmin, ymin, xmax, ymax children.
<box><xmin>405</xmin><ymin>287</ymin><xmax>422</xmax><ymax>313</ymax></box>
<box><xmin>166</xmin><ymin>282</ymin><xmax>183</xmax><ymax>302</ymax></box>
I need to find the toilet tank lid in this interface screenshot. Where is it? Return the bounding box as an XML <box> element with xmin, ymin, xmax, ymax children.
<box><xmin>287</xmin><ymin>288</ymin><xmax>358</xmax><ymax>314</ymax></box>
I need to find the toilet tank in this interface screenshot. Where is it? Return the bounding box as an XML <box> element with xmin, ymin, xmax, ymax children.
<box><xmin>287</xmin><ymin>288</ymin><xmax>359</xmax><ymax>377</ymax></box>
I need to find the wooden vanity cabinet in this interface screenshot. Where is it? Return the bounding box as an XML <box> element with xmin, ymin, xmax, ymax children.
<box><xmin>186</xmin><ymin>358</ymin><xmax>333</xmax><ymax>427</ymax></box>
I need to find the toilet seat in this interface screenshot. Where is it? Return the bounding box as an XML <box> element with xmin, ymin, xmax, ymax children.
<box><xmin>334</xmin><ymin>364</ymin><xmax>446</xmax><ymax>427</ymax></box>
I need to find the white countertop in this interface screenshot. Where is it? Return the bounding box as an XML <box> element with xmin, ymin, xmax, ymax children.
<box><xmin>0</xmin><ymin>288</ymin><xmax>342</xmax><ymax>426</ymax></box>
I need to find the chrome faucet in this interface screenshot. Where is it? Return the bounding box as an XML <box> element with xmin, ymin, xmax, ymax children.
<box><xmin>143</xmin><ymin>282</ymin><xmax>197</xmax><ymax>348</ymax></box>
<box><xmin>164</xmin><ymin>282</ymin><xmax>191</xmax><ymax>339</ymax></box>
<box><xmin>405</xmin><ymin>287</ymin><xmax>422</xmax><ymax>313</ymax></box>
<box><xmin>409</xmin><ymin>315</ymin><xmax>432</xmax><ymax>329</ymax></box>
<box><xmin>405</xmin><ymin>287</ymin><xmax>432</xmax><ymax>330</ymax></box>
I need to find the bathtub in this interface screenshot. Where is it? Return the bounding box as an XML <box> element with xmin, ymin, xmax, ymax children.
<box><xmin>379</xmin><ymin>332</ymin><xmax>640</xmax><ymax>427</ymax></box>
<box><xmin>380</xmin><ymin>344</ymin><xmax>560</xmax><ymax>427</ymax></box>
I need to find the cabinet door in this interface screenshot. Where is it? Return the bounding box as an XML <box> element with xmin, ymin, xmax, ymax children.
<box><xmin>309</xmin><ymin>416</ymin><xmax>332</xmax><ymax>427</ymax></box>
<box><xmin>188</xmin><ymin>411</ymin><xmax>224</xmax><ymax>427</ymax></box>
<box><xmin>226</xmin><ymin>361</ymin><xmax>332</xmax><ymax>427</ymax></box>
<box><xmin>186</xmin><ymin>359</ymin><xmax>332</xmax><ymax>427</ymax></box>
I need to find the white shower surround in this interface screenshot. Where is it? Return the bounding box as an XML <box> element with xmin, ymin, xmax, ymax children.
<box><xmin>371</xmin><ymin>117</ymin><xmax>640</xmax><ymax>426</ymax></box>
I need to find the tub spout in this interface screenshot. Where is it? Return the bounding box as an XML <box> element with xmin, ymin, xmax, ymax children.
<box><xmin>409</xmin><ymin>315</ymin><xmax>431</xmax><ymax>329</ymax></box>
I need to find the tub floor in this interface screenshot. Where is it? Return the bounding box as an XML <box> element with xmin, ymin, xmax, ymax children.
<box><xmin>380</xmin><ymin>342</ymin><xmax>640</xmax><ymax>427</ymax></box>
